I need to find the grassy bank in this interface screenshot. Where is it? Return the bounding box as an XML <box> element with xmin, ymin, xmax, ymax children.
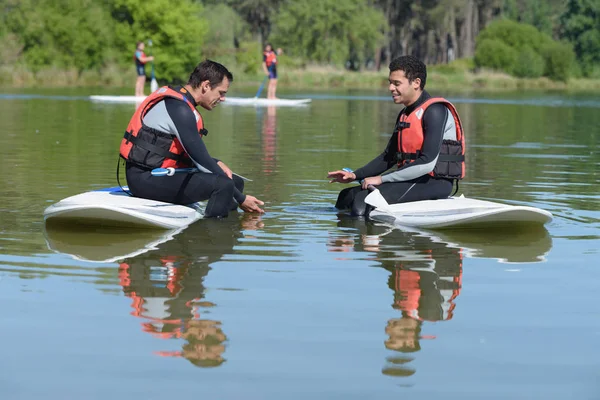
<box><xmin>2</xmin><ymin>61</ymin><xmax>600</xmax><ymax>93</ymax></box>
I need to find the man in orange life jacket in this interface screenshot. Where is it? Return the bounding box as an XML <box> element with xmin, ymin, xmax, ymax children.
<box><xmin>327</xmin><ymin>55</ymin><xmax>465</xmax><ymax>216</ymax></box>
<box><xmin>120</xmin><ymin>59</ymin><xmax>265</xmax><ymax>218</ymax></box>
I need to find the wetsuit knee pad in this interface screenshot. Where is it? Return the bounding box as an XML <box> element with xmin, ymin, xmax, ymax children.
<box><xmin>336</xmin><ymin>186</ymin><xmax>360</xmax><ymax>210</ymax></box>
<box><xmin>351</xmin><ymin>190</ymin><xmax>371</xmax><ymax>217</ymax></box>
<box><xmin>215</xmin><ymin>176</ymin><xmax>235</xmax><ymax>195</ymax></box>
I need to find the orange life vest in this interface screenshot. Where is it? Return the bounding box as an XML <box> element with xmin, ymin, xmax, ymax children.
<box><xmin>396</xmin><ymin>97</ymin><xmax>465</xmax><ymax>180</ymax></box>
<box><xmin>392</xmin><ymin>258</ymin><xmax>463</xmax><ymax>322</ymax></box>
<box><xmin>119</xmin><ymin>86</ymin><xmax>207</xmax><ymax>170</ymax></box>
<box><xmin>264</xmin><ymin>51</ymin><xmax>277</xmax><ymax>68</ymax></box>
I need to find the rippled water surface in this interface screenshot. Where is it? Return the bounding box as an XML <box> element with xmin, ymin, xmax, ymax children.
<box><xmin>0</xmin><ymin>88</ymin><xmax>598</xmax><ymax>399</ymax></box>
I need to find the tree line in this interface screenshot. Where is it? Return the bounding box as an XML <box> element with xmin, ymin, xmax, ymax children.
<box><xmin>0</xmin><ymin>0</ymin><xmax>597</xmax><ymax>82</ymax></box>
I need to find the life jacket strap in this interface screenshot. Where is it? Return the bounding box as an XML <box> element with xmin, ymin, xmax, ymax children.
<box><xmin>123</xmin><ymin>130</ymin><xmax>186</xmax><ymax>163</ymax></box>
<box><xmin>396</xmin><ymin>151</ymin><xmax>419</xmax><ymax>161</ymax></box>
<box><xmin>396</xmin><ymin>152</ymin><xmax>464</xmax><ymax>162</ymax></box>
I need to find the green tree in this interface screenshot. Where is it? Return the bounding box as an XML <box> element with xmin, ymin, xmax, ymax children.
<box><xmin>4</xmin><ymin>0</ymin><xmax>116</xmax><ymax>71</ymax></box>
<box><xmin>475</xmin><ymin>18</ymin><xmax>576</xmax><ymax>80</ymax></box>
<box><xmin>270</xmin><ymin>0</ymin><xmax>385</xmax><ymax>66</ymax></box>
<box><xmin>541</xmin><ymin>41</ymin><xmax>576</xmax><ymax>81</ymax></box>
<box><xmin>502</xmin><ymin>0</ymin><xmax>567</xmax><ymax>37</ymax></box>
<box><xmin>477</xmin><ymin>19</ymin><xmax>553</xmax><ymax>53</ymax></box>
<box><xmin>474</xmin><ymin>38</ymin><xmax>518</xmax><ymax>71</ymax></box>
<box><xmin>560</xmin><ymin>0</ymin><xmax>600</xmax><ymax>76</ymax></box>
<box><xmin>214</xmin><ymin>0</ymin><xmax>283</xmax><ymax>45</ymax></box>
<box><xmin>110</xmin><ymin>0</ymin><xmax>209</xmax><ymax>81</ymax></box>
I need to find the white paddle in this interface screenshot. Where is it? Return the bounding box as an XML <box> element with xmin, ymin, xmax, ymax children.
<box><xmin>148</xmin><ymin>39</ymin><xmax>158</xmax><ymax>93</ymax></box>
<box><xmin>340</xmin><ymin>167</ymin><xmax>392</xmax><ymax>213</ymax></box>
<box><xmin>364</xmin><ymin>184</ymin><xmax>393</xmax><ymax>213</ymax></box>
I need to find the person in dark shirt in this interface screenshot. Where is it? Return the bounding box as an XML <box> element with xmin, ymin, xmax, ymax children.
<box><xmin>120</xmin><ymin>59</ymin><xmax>265</xmax><ymax>218</ymax></box>
<box><xmin>327</xmin><ymin>55</ymin><xmax>466</xmax><ymax>216</ymax></box>
<box><xmin>134</xmin><ymin>41</ymin><xmax>154</xmax><ymax>97</ymax></box>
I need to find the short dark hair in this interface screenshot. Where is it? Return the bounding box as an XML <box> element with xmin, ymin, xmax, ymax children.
<box><xmin>187</xmin><ymin>59</ymin><xmax>233</xmax><ymax>89</ymax></box>
<box><xmin>389</xmin><ymin>55</ymin><xmax>427</xmax><ymax>90</ymax></box>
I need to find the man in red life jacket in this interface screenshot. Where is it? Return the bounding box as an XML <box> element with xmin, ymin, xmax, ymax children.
<box><xmin>120</xmin><ymin>59</ymin><xmax>265</xmax><ymax>218</ymax></box>
<box><xmin>328</xmin><ymin>55</ymin><xmax>466</xmax><ymax>216</ymax></box>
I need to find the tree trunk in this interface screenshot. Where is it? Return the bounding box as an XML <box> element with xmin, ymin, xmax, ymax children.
<box><xmin>460</xmin><ymin>0</ymin><xmax>475</xmax><ymax>58</ymax></box>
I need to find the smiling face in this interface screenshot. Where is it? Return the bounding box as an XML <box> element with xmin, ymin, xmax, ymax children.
<box><xmin>198</xmin><ymin>77</ymin><xmax>230</xmax><ymax>110</ymax></box>
<box><xmin>388</xmin><ymin>69</ymin><xmax>421</xmax><ymax>107</ymax></box>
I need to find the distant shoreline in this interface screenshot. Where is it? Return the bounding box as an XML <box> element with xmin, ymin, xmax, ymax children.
<box><xmin>1</xmin><ymin>64</ymin><xmax>599</xmax><ymax>93</ymax></box>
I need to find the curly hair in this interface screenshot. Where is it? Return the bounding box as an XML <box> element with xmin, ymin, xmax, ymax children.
<box><xmin>389</xmin><ymin>55</ymin><xmax>427</xmax><ymax>90</ymax></box>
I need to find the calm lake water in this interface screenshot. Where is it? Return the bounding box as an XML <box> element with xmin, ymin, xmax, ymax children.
<box><xmin>0</xmin><ymin>87</ymin><xmax>599</xmax><ymax>399</ymax></box>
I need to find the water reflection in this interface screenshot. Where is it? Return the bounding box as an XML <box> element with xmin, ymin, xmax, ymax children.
<box><xmin>45</xmin><ymin>215</ymin><xmax>264</xmax><ymax>368</ymax></box>
<box><xmin>261</xmin><ymin>106</ymin><xmax>277</xmax><ymax>176</ymax></box>
<box><xmin>328</xmin><ymin>217</ymin><xmax>552</xmax><ymax>378</ymax></box>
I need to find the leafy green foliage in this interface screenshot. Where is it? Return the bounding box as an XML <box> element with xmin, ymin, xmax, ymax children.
<box><xmin>513</xmin><ymin>46</ymin><xmax>545</xmax><ymax>78</ymax></box>
<box><xmin>4</xmin><ymin>0</ymin><xmax>116</xmax><ymax>71</ymax></box>
<box><xmin>235</xmin><ymin>40</ymin><xmax>263</xmax><ymax>74</ymax></box>
<box><xmin>541</xmin><ymin>41</ymin><xmax>576</xmax><ymax>81</ymax></box>
<box><xmin>475</xmin><ymin>19</ymin><xmax>577</xmax><ymax>80</ymax></box>
<box><xmin>0</xmin><ymin>0</ymin><xmax>597</xmax><ymax>85</ymax></box>
<box><xmin>474</xmin><ymin>38</ymin><xmax>518</xmax><ymax>71</ymax></box>
<box><xmin>477</xmin><ymin>19</ymin><xmax>553</xmax><ymax>53</ymax></box>
<box><xmin>560</xmin><ymin>0</ymin><xmax>600</xmax><ymax>76</ymax></box>
<box><xmin>109</xmin><ymin>0</ymin><xmax>208</xmax><ymax>82</ymax></box>
<box><xmin>502</xmin><ymin>0</ymin><xmax>565</xmax><ymax>36</ymax></box>
<box><xmin>201</xmin><ymin>3</ymin><xmax>251</xmax><ymax>63</ymax></box>
<box><xmin>269</xmin><ymin>0</ymin><xmax>385</xmax><ymax>66</ymax></box>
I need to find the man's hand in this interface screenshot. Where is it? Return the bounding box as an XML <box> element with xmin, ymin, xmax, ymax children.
<box><xmin>240</xmin><ymin>195</ymin><xmax>265</xmax><ymax>214</ymax></box>
<box><xmin>327</xmin><ymin>170</ymin><xmax>356</xmax><ymax>184</ymax></box>
<box><xmin>361</xmin><ymin>176</ymin><xmax>382</xmax><ymax>190</ymax></box>
<box><xmin>217</xmin><ymin>161</ymin><xmax>233</xmax><ymax>179</ymax></box>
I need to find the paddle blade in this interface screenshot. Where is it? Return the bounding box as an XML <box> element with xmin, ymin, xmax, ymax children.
<box><xmin>365</xmin><ymin>187</ymin><xmax>391</xmax><ymax>212</ymax></box>
<box><xmin>150</xmin><ymin>77</ymin><xmax>158</xmax><ymax>93</ymax></box>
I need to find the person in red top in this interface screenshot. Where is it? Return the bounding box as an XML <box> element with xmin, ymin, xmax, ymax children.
<box><xmin>328</xmin><ymin>55</ymin><xmax>466</xmax><ymax>216</ymax></box>
<box><xmin>262</xmin><ymin>43</ymin><xmax>282</xmax><ymax>99</ymax></box>
<box><xmin>134</xmin><ymin>41</ymin><xmax>154</xmax><ymax>97</ymax></box>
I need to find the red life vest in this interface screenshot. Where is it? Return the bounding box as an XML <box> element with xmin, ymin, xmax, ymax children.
<box><xmin>134</xmin><ymin>50</ymin><xmax>146</xmax><ymax>65</ymax></box>
<box><xmin>396</xmin><ymin>97</ymin><xmax>465</xmax><ymax>180</ymax></box>
<box><xmin>264</xmin><ymin>51</ymin><xmax>277</xmax><ymax>68</ymax></box>
<box><xmin>119</xmin><ymin>86</ymin><xmax>207</xmax><ymax>170</ymax></box>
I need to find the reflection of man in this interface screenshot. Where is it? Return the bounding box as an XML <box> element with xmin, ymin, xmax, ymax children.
<box><xmin>330</xmin><ymin>218</ymin><xmax>463</xmax><ymax>377</ymax></box>
<box><xmin>385</xmin><ymin>315</ymin><xmax>422</xmax><ymax>353</ymax></box>
<box><xmin>118</xmin><ymin>216</ymin><xmax>262</xmax><ymax>367</ymax></box>
<box><xmin>177</xmin><ymin>319</ymin><xmax>228</xmax><ymax>367</ymax></box>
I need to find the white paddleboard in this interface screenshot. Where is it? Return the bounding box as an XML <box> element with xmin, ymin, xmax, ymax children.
<box><xmin>223</xmin><ymin>97</ymin><xmax>311</xmax><ymax>107</ymax></box>
<box><xmin>368</xmin><ymin>195</ymin><xmax>553</xmax><ymax>229</ymax></box>
<box><xmin>89</xmin><ymin>95</ymin><xmax>146</xmax><ymax>103</ymax></box>
<box><xmin>44</xmin><ymin>187</ymin><xmax>204</xmax><ymax>229</ymax></box>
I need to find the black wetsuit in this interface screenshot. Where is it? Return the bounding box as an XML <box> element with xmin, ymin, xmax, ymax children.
<box><xmin>336</xmin><ymin>91</ymin><xmax>456</xmax><ymax>216</ymax></box>
<box><xmin>125</xmin><ymin>86</ymin><xmax>245</xmax><ymax>218</ymax></box>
